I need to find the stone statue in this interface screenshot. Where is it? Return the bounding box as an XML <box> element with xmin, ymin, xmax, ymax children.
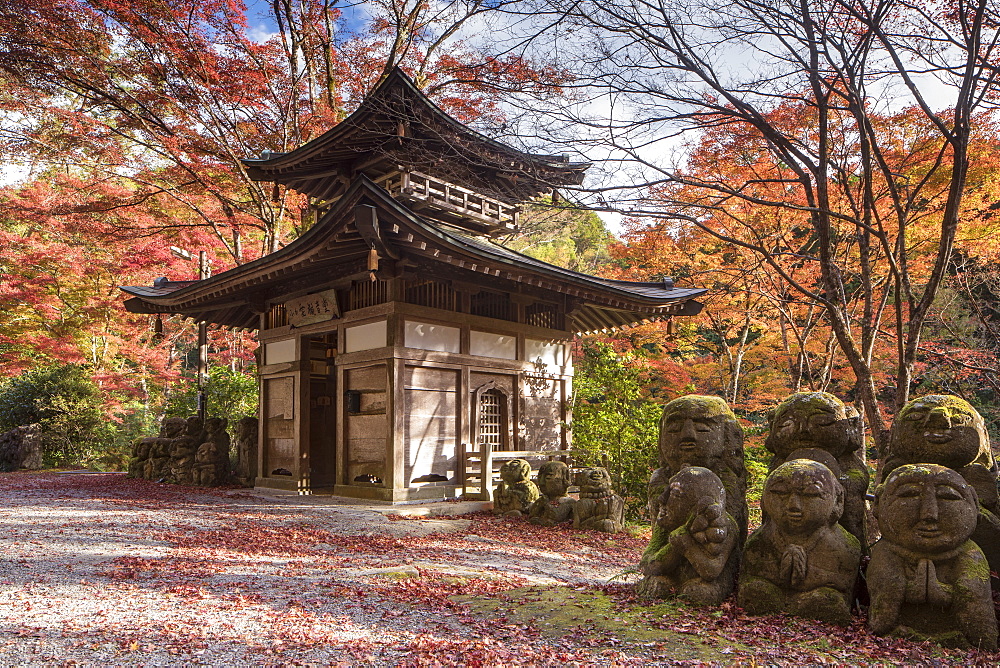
<box><xmin>145</xmin><ymin>416</ymin><xmax>186</xmax><ymax>480</ymax></box>
<box><xmin>168</xmin><ymin>431</ymin><xmax>197</xmax><ymax>485</ymax></box>
<box><xmin>493</xmin><ymin>459</ymin><xmax>540</xmax><ymax>516</ymax></box>
<box><xmin>233</xmin><ymin>416</ymin><xmax>259</xmax><ymax>486</ymax></box>
<box><xmin>192</xmin><ymin>439</ymin><xmax>219</xmax><ymax>486</ymax></box>
<box><xmin>203</xmin><ymin>417</ymin><xmax>231</xmax><ymax>485</ymax></box>
<box><xmin>638</xmin><ymin>466</ymin><xmax>738</xmax><ymax>605</ymax></box>
<box><xmin>738</xmin><ymin>459</ymin><xmax>861</xmax><ymax>626</ymax></box>
<box><xmin>878</xmin><ymin>395</ymin><xmax>1000</xmax><ymax>576</ymax></box>
<box><xmin>573</xmin><ymin>467</ymin><xmax>624</xmax><ymax>533</ymax></box>
<box><xmin>765</xmin><ymin>392</ymin><xmax>870</xmax><ymax>550</ymax></box>
<box><xmin>529</xmin><ymin>460</ymin><xmax>576</xmax><ymax>526</ymax></box>
<box><xmin>649</xmin><ymin>395</ymin><xmax>747</xmax><ymax>545</ymax></box>
<box><xmin>128</xmin><ymin>436</ymin><xmax>154</xmax><ymax>478</ymax></box>
<box><xmin>868</xmin><ymin>464</ymin><xmax>997</xmax><ymax>650</ymax></box>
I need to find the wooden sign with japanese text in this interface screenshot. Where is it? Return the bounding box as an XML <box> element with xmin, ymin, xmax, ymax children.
<box><xmin>284</xmin><ymin>289</ymin><xmax>340</xmax><ymax>327</ymax></box>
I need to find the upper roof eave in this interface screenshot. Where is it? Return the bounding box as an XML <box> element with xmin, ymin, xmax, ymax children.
<box><xmin>240</xmin><ymin>68</ymin><xmax>591</xmax><ymax>183</ymax></box>
<box><xmin>118</xmin><ymin>175</ymin><xmax>705</xmax><ymax>321</ymax></box>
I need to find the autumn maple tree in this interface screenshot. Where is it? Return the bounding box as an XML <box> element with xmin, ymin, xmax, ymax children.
<box><xmin>510</xmin><ymin>0</ymin><xmax>1000</xmax><ymax>450</ymax></box>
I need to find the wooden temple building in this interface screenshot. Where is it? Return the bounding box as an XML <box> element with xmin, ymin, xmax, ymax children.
<box><xmin>121</xmin><ymin>69</ymin><xmax>706</xmax><ymax>502</ymax></box>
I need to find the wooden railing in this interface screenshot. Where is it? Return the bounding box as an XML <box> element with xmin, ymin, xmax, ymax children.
<box><xmin>460</xmin><ymin>443</ymin><xmax>576</xmax><ymax>501</ymax></box>
<box><xmin>375</xmin><ymin>170</ymin><xmax>518</xmax><ymax>234</ymax></box>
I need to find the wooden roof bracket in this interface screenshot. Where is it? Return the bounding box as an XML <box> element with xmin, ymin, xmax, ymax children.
<box><xmin>355</xmin><ymin>204</ymin><xmax>399</xmax><ymax>261</ymax></box>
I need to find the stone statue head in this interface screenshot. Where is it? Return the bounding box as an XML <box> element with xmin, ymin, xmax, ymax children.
<box><xmin>660</xmin><ymin>466</ymin><xmax>726</xmax><ymax>531</ymax></box>
<box><xmin>235</xmin><ymin>416</ymin><xmax>258</xmax><ymax>440</ymax></box>
<box><xmin>577</xmin><ymin>467</ymin><xmax>613</xmax><ymax>495</ymax></box>
<box><xmin>196</xmin><ymin>440</ymin><xmax>217</xmax><ymax>463</ymax></box>
<box><xmin>765</xmin><ymin>392</ymin><xmax>862</xmax><ymax>462</ymax></box>
<box><xmin>886</xmin><ymin>395</ymin><xmax>992</xmax><ymax>473</ymax></box>
<box><xmin>500</xmin><ymin>458</ymin><xmax>532</xmax><ymax>485</ymax></box>
<box><xmin>134</xmin><ymin>439</ymin><xmax>152</xmax><ymax>459</ymax></box>
<box><xmin>762</xmin><ymin>459</ymin><xmax>844</xmax><ymax>537</ymax></box>
<box><xmin>536</xmin><ymin>461</ymin><xmax>571</xmax><ymax>498</ymax></box>
<box><xmin>876</xmin><ymin>463</ymin><xmax>979</xmax><ymax>555</ymax></box>
<box><xmin>161</xmin><ymin>417</ymin><xmax>187</xmax><ymax>439</ymax></box>
<box><xmin>658</xmin><ymin>395</ymin><xmax>744</xmax><ymax>473</ymax></box>
<box><xmin>185</xmin><ymin>415</ymin><xmax>204</xmax><ymax>437</ymax></box>
<box><xmin>205</xmin><ymin>417</ymin><xmax>227</xmax><ymax>434</ymax></box>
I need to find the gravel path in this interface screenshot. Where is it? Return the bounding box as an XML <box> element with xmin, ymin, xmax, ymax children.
<box><xmin>0</xmin><ymin>472</ymin><xmax>646</xmax><ymax>665</ymax></box>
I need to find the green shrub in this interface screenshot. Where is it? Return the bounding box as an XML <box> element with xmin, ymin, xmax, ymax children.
<box><xmin>164</xmin><ymin>364</ymin><xmax>258</xmax><ymax>427</ymax></box>
<box><xmin>0</xmin><ymin>364</ymin><xmax>114</xmax><ymax>467</ymax></box>
<box><xmin>571</xmin><ymin>341</ymin><xmax>662</xmax><ymax>522</ymax></box>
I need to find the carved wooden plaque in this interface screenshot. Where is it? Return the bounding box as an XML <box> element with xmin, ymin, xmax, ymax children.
<box><xmin>284</xmin><ymin>289</ymin><xmax>340</xmax><ymax>327</ymax></box>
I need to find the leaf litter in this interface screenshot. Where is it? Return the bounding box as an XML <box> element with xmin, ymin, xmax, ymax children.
<box><xmin>0</xmin><ymin>471</ymin><xmax>997</xmax><ymax>665</ymax></box>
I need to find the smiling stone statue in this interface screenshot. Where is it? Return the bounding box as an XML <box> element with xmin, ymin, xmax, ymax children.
<box><xmin>573</xmin><ymin>467</ymin><xmax>624</xmax><ymax>533</ymax></box>
<box><xmin>868</xmin><ymin>464</ymin><xmax>997</xmax><ymax>650</ymax></box>
<box><xmin>878</xmin><ymin>395</ymin><xmax>1000</xmax><ymax>576</ymax></box>
<box><xmin>528</xmin><ymin>460</ymin><xmax>576</xmax><ymax>526</ymax></box>
<box><xmin>649</xmin><ymin>395</ymin><xmax>747</xmax><ymax>546</ymax></box>
<box><xmin>738</xmin><ymin>459</ymin><xmax>861</xmax><ymax>625</ymax></box>
<box><xmin>638</xmin><ymin>466</ymin><xmax>738</xmax><ymax>605</ymax></box>
<box><xmin>765</xmin><ymin>392</ymin><xmax>869</xmax><ymax>550</ymax></box>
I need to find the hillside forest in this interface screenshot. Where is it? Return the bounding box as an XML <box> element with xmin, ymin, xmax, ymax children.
<box><xmin>1</xmin><ymin>0</ymin><xmax>999</xmax><ymax>510</ymax></box>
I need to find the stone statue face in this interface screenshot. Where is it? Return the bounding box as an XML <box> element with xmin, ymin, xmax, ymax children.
<box><xmin>578</xmin><ymin>467</ymin><xmax>613</xmax><ymax>493</ymax></box>
<box><xmin>662</xmin><ymin>466</ymin><xmax>725</xmax><ymax>529</ymax></box>
<box><xmin>500</xmin><ymin>459</ymin><xmax>531</xmax><ymax>484</ymax></box>
<box><xmin>889</xmin><ymin>395</ymin><xmax>989</xmax><ymax>470</ymax></box>
<box><xmin>185</xmin><ymin>416</ymin><xmax>204</xmax><ymax>437</ymax></box>
<box><xmin>766</xmin><ymin>392</ymin><xmax>859</xmax><ymax>460</ymax></box>
<box><xmin>537</xmin><ymin>461</ymin><xmax>570</xmax><ymax>498</ymax></box>
<box><xmin>877</xmin><ymin>464</ymin><xmax>978</xmax><ymax>554</ymax></box>
<box><xmin>763</xmin><ymin>460</ymin><xmax>842</xmax><ymax>537</ymax></box>
<box><xmin>161</xmin><ymin>417</ymin><xmax>187</xmax><ymax>439</ymax></box>
<box><xmin>659</xmin><ymin>396</ymin><xmax>735</xmax><ymax>470</ymax></box>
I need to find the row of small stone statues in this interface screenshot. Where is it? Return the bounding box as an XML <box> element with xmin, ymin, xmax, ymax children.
<box><xmin>638</xmin><ymin>392</ymin><xmax>1000</xmax><ymax>651</ymax></box>
<box><xmin>492</xmin><ymin>458</ymin><xmax>625</xmax><ymax>533</ymax></box>
<box><xmin>127</xmin><ymin>415</ymin><xmax>259</xmax><ymax>487</ymax></box>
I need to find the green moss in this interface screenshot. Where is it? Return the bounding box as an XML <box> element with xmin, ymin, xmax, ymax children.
<box><xmin>771</xmin><ymin>392</ymin><xmax>844</xmax><ymax>421</ymax></box>
<box><xmin>453</xmin><ymin>586</ymin><xmax>755</xmax><ymax>661</ymax></box>
<box><xmin>661</xmin><ymin>395</ymin><xmax>736</xmax><ymax>421</ymax></box>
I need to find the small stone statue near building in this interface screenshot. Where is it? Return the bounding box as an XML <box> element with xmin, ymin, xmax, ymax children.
<box><xmin>493</xmin><ymin>458</ymin><xmax>540</xmax><ymax>516</ymax></box>
<box><xmin>878</xmin><ymin>395</ymin><xmax>1000</xmax><ymax>576</ymax></box>
<box><xmin>529</xmin><ymin>460</ymin><xmax>576</xmax><ymax>526</ymax></box>
<box><xmin>765</xmin><ymin>392</ymin><xmax>870</xmax><ymax>550</ymax></box>
<box><xmin>638</xmin><ymin>466</ymin><xmax>738</xmax><ymax>605</ymax></box>
<box><xmin>233</xmin><ymin>416</ymin><xmax>259</xmax><ymax>486</ymax></box>
<box><xmin>868</xmin><ymin>464</ymin><xmax>997</xmax><ymax>650</ymax></box>
<box><xmin>128</xmin><ymin>436</ymin><xmax>154</xmax><ymax>478</ymax></box>
<box><xmin>739</xmin><ymin>459</ymin><xmax>861</xmax><ymax>626</ymax></box>
<box><xmin>145</xmin><ymin>416</ymin><xmax>186</xmax><ymax>480</ymax></box>
<box><xmin>190</xmin><ymin>417</ymin><xmax>230</xmax><ymax>487</ymax></box>
<box><xmin>650</xmin><ymin>395</ymin><xmax>747</xmax><ymax>545</ymax></box>
<box><xmin>573</xmin><ymin>467</ymin><xmax>624</xmax><ymax>533</ymax></box>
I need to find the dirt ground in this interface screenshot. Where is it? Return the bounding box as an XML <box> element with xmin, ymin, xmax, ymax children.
<box><xmin>1</xmin><ymin>472</ymin><xmax>997</xmax><ymax>665</ymax></box>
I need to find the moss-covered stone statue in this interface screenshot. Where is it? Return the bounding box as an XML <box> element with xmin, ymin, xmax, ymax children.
<box><xmin>528</xmin><ymin>461</ymin><xmax>576</xmax><ymax>526</ymax></box>
<box><xmin>573</xmin><ymin>467</ymin><xmax>624</xmax><ymax>533</ymax></box>
<box><xmin>145</xmin><ymin>416</ymin><xmax>186</xmax><ymax>480</ymax></box>
<box><xmin>494</xmin><ymin>459</ymin><xmax>540</xmax><ymax>516</ymax></box>
<box><xmin>765</xmin><ymin>392</ymin><xmax>870</xmax><ymax>551</ymax></box>
<box><xmin>638</xmin><ymin>466</ymin><xmax>738</xmax><ymax>605</ymax></box>
<box><xmin>738</xmin><ymin>459</ymin><xmax>861</xmax><ymax>626</ymax></box>
<box><xmin>650</xmin><ymin>395</ymin><xmax>747</xmax><ymax>546</ymax></box>
<box><xmin>868</xmin><ymin>464</ymin><xmax>997</xmax><ymax>650</ymax></box>
<box><xmin>878</xmin><ymin>395</ymin><xmax>1000</xmax><ymax>577</ymax></box>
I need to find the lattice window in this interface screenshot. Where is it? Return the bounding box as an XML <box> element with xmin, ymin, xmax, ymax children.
<box><xmin>265</xmin><ymin>304</ymin><xmax>287</xmax><ymax>329</ymax></box>
<box><xmin>525</xmin><ymin>302</ymin><xmax>562</xmax><ymax>330</ymax></box>
<box><xmin>404</xmin><ymin>279</ymin><xmax>456</xmax><ymax>311</ymax></box>
<box><xmin>470</xmin><ymin>290</ymin><xmax>515</xmax><ymax>322</ymax></box>
<box><xmin>349</xmin><ymin>280</ymin><xmax>388</xmax><ymax>310</ymax></box>
<box><xmin>478</xmin><ymin>388</ymin><xmax>509</xmax><ymax>451</ymax></box>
